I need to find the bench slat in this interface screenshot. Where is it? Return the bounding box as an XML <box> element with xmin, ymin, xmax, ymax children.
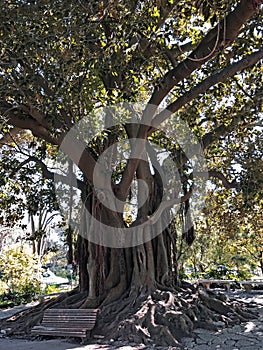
<box><xmin>44</xmin><ymin>315</ymin><xmax>97</xmax><ymax>320</ymax></box>
<box><xmin>32</xmin><ymin>331</ymin><xmax>87</xmax><ymax>336</ymax></box>
<box><xmin>32</xmin><ymin>326</ymin><xmax>88</xmax><ymax>331</ymax></box>
<box><xmin>45</xmin><ymin>309</ymin><xmax>98</xmax><ymax>313</ymax></box>
<box><xmin>43</xmin><ymin>319</ymin><xmax>96</xmax><ymax>322</ymax></box>
<box><xmin>31</xmin><ymin>328</ymin><xmax>87</xmax><ymax>337</ymax></box>
<box><xmin>41</xmin><ymin>323</ymin><xmax>96</xmax><ymax>329</ymax></box>
<box><xmin>41</xmin><ymin>322</ymin><xmax>95</xmax><ymax>327</ymax></box>
<box><xmin>43</xmin><ymin>316</ymin><xmax>96</xmax><ymax>321</ymax></box>
<box><xmin>42</xmin><ymin>319</ymin><xmax>96</xmax><ymax>323</ymax></box>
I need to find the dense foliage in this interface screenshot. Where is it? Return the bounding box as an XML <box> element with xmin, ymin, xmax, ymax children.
<box><xmin>0</xmin><ymin>246</ymin><xmax>41</xmax><ymax>305</ymax></box>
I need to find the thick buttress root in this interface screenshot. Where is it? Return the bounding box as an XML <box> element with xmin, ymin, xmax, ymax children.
<box><xmin>93</xmin><ymin>288</ymin><xmax>258</xmax><ymax>347</ymax></box>
<box><xmin>0</xmin><ymin>286</ymin><xmax>258</xmax><ymax>347</ymax></box>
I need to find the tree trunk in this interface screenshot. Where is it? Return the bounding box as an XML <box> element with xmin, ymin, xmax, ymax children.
<box><xmin>259</xmin><ymin>251</ymin><xmax>263</xmax><ymax>275</ymax></box>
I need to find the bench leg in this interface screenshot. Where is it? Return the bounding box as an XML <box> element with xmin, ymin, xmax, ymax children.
<box><xmin>243</xmin><ymin>284</ymin><xmax>252</xmax><ymax>293</ymax></box>
<box><xmin>224</xmin><ymin>284</ymin><xmax>230</xmax><ymax>291</ymax></box>
<box><xmin>81</xmin><ymin>330</ymin><xmax>91</xmax><ymax>344</ymax></box>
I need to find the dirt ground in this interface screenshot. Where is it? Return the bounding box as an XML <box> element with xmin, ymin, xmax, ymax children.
<box><xmin>0</xmin><ymin>338</ymin><xmax>148</xmax><ymax>350</ymax></box>
<box><xmin>0</xmin><ymin>338</ymin><xmax>103</xmax><ymax>350</ymax></box>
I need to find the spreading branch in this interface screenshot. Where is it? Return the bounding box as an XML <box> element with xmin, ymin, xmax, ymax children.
<box><xmin>208</xmin><ymin>170</ymin><xmax>239</xmax><ymax>189</ymax></box>
<box><xmin>0</xmin><ymin>102</ymin><xmax>106</xmax><ymax>188</ymax></box>
<box><xmin>0</xmin><ymin>101</ymin><xmax>58</xmax><ymax>145</ymax></box>
<box><xmin>149</xmin><ymin>0</ymin><xmax>262</xmax><ymax>106</ymax></box>
<box><xmin>152</xmin><ymin>49</ymin><xmax>263</xmax><ymax>127</ymax></box>
<box><xmin>10</xmin><ymin>156</ymin><xmax>85</xmax><ymax>192</ymax></box>
<box><xmin>180</xmin><ymin>169</ymin><xmax>239</xmax><ymax>190</ymax></box>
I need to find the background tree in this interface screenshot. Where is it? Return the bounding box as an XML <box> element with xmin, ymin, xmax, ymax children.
<box><xmin>183</xmin><ymin>189</ymin><xmax>263</xmax><ymax>278</ymax></box>
<box><xmin>0</xmin><ymin>134</ymin><xmax>63</xmax><ymax>259</ymax></box>
<box><xmin>0</xmin><ymin>0</ymin><xmax>262</xmax><ymax>346</ymax></box>
<box><xmin>181</xmin><ymin>129</ymin><xmax>263</xmax><ymax>278</ymax></box>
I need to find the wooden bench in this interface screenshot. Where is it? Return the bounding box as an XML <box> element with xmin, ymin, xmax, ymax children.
<box><xmin>198</xmin><ymin>279</ymin><xmax>235</xmax><ymax>291</ymax></box>
<box><xmin>31</xmin><ymin>308</ymin><xmax>98</xmax><ymax>339</ymax></box>
<box><xmin>239</xmin><ymin>280</ymin><xmax>263</xmax><ymax>292</ymax></box>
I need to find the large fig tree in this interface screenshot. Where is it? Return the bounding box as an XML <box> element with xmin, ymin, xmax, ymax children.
<box><xmin>0</xmin><ymin>0</ymin><xmax>262</xmax><ymax>345</ymax></box>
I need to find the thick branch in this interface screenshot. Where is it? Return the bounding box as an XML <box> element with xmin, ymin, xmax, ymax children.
<box><xmin>0</xmin><ymin>101</ymin><xmax>58</xmax><ymax>144</ymax></box>
<box><xmin>0</xmin><ymin>102</ymin><xmax>105</xmax><ymax>188</ymax></box>
<box><xmin>18</xmin><ymin>104</ymin><xmax>50</xmax><ymax>128</ymax></box>
<box><xmin>152</xmin><ymin>49</ymin><xmax>263</xmax><ymax>127</ymax></box>
<box><xmin>208</xmin><ymin>170</ymin><xmax>239</xmax><ymax>189</ymax></box>
<box><xmin>11</xmin><ymin>156</ymin><xmax>85</xmax><ymax>192</ymax></box>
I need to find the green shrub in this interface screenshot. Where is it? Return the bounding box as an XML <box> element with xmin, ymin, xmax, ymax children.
<box><xmin>0</xmin><ymin>246</ymin><xmax>41</xmax><ymax>304</ymax></box>
<box><xmin>0</xmin><ymin>280</ymin><xmax>9</xmax><ymax>294</ymax></box>
<box><xmin>44</xmin><ymin>284</ymin><xmax>61</xmax><ymax>294</ymax></box>
<box><xmin>201</xmin><ymin>264</ymin><xmax>253</xmax><ymax>280</ymax></box>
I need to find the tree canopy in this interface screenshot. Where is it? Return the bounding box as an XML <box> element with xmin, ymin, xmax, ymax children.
<box><xmin>0</xmin><ymin>0</ymin><xmax>262</xmax><ymax>254</ymax></box>
<box><xmin>0</xmin><ymin>1</ymin><xmax>261</xmax><ymax>175</ymax></box>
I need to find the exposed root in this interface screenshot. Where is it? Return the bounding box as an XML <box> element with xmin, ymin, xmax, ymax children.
<box><xmin>94</xmin><ymin>287</ymin><xmax>258</xmax><ymax>347</ymax></box>
<box><xmin>0</xmin><ymin>285</ymin><xmax>259</xmax><ymax>347</ymax></box>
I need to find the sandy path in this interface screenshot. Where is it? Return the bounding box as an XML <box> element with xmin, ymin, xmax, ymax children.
<box><xmin>0</xmin><ymin>338</ymin><xmax>147</xmax><ymax>350</ymax></box>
